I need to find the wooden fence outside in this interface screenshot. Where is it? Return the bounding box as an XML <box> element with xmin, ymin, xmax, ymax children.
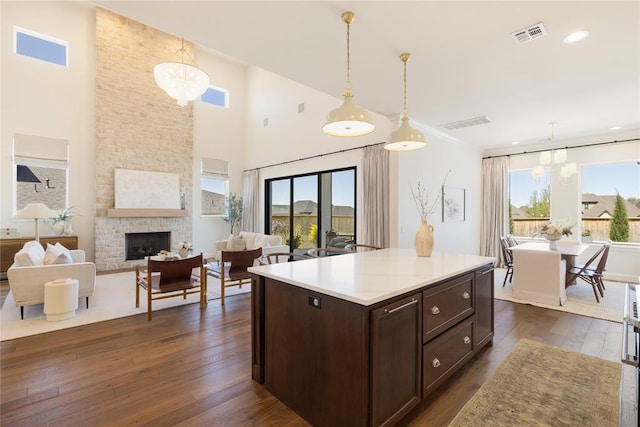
<box><xmin>513</xmin><ymin>218</ymin><xmax>640</xmax><ymax>243</ymax></box>
<box><xmin>271</xmin><ymin>215</ymin><xmax>354</xmax><ymax>248</ymax></box>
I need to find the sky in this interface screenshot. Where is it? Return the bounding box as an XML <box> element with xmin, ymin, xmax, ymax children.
<box><xmin>510</xmin><ymin>161</ymin><xmax>640</xmax><ymax>207</ymax></box>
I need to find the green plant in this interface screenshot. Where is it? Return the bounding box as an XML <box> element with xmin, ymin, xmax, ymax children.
<box><xmin>308</xmin><ymin>224</ymin><xmax>318</xmax><ymax>244</ymax></box>
<box><xmin>224</xmin><ymin>193</ymin><xmax>243</xmax><ymax>234</ymax></box>
<box><xmin>610</xmin><ymin>193</ymin><xmax>629</xmax><ymax>242</ymax></box>
<box><xmin>51</xmin><ymin>206</ymin><xmax>76</xmax><ymax>224</ymax></box>
<box><xmin>581</xmin><ymin>229</ymin><xmax>591</xmax><ymax>237</ymax></box>
<box><xmin>286</xmin><ymin>225</ymin><xmax>303</xmax><ymax>249</ymax></box>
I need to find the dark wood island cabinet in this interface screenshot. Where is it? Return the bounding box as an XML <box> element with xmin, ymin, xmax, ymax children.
<box><xmin>249</xmin><ymin>248</ymin><xmax>495</xmax><ymax>427</ymax></box>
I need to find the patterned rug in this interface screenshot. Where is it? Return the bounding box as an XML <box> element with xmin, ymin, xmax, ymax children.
<box><xmin>449</xmin><ymin>338</ymin><xmax>621</xmax><ymax>426</ymax></box>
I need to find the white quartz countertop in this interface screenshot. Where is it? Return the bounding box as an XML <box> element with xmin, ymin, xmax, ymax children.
<box><xmin>248</xmin><ymin>248</ymin><xmax>495</xmax><ymax>306</ymax></box>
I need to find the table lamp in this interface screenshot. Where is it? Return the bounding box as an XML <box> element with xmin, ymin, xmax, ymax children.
<box><xmin>14</xmin><ymin>203</ymin><xmax>56</xmax><ymax>242</ymax></box>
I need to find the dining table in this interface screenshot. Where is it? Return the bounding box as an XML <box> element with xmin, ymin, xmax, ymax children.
<box><xmin>510</xmin><ymin>240</ymin><xmax>589</xmax><ymax>287</ymax></box>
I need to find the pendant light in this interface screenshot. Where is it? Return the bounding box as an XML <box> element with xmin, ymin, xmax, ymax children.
<box><xmin>322</xmin><ymin>11</ymin><xmax>375</xmax><ymax>137</ymax></box>
<box><xmin>384</xmin><ymin>53</ymin><xmax>427</xmax><ymax>151</ymax></box>
<box><xmin>531</xmin><ymin>122</ymin><xmax>577</xmax><ymax>182</ymax></box>
<box><xmin>154</xmin><ymin>38</ymin><xmax>210</xmax><ymax>107</ymax></box>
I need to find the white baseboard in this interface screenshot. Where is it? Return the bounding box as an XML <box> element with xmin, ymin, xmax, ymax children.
<box><xmin>605</xmin><ymin>272</ymin><xmax>640</xmax><ymax>284</ymax></box>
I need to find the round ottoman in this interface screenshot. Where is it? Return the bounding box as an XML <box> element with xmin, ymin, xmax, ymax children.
<box><xmin>44</xmin><ymin>278</ymin><xmax>79</xmax><ymax>321</ymax></box>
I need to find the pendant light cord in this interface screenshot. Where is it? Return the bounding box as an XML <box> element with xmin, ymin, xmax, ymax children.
<box><xmin>402</xmin><ymin>57</ymin><xmax>408</xmax><ymax>116</ymax></box>
<box><xmin>345</xmin><ymin>19</ymin><xmax>352</xmax><ymax>93</ymax></box>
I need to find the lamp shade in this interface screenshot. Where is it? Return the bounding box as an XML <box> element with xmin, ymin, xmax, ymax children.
<box><xmin>384</xmin><ymin>115</ymin><xmax>427</xmax><ymax>152</ymax></box>
<box><xmin>538</xmin><ymin>151</ymin><xmax>552</xmax><ymax>166</ymax></box>
<box><xmin>154</xmin><ymin>62</ymin><xmax>210</xmax><ymax>107</ymax></box>
<box><xmin>14</xmin><ymin>203</ymin><xmax>56</xmax><ymax>219</ymax></box>
<box><xmin>322</xmin><ymin>94</ymin><xmax>375</xmax><ymax>137</ymax></box>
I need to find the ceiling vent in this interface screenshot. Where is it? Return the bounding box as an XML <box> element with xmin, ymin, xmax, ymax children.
<box><xmin>511</xmin><ymin>22</ymin><xmax>547</xmax><ymax>44</ymax></box>
<box><xmin>441</xmin><ymin>116</ymin><xmax>491</xmax><ymax>130</ymax></box>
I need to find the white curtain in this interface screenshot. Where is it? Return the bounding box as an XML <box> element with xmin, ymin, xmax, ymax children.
<box><xmin>241</xmin><ymin>169</ymin><xmax>260</xmax><ymax>232</ymax></box>
<box><xmin>480</xmin><ymin>156</ymin><xmax>509</xmax><ymax>264</ymax></box>
<box><xmin>362</xmin><ymin>145</ymin><xmax>390</xmax><ymax>247</ymax></box>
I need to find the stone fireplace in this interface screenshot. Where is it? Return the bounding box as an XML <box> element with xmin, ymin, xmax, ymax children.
<box><xmin>94</xmin><ymin>9</ymin><xmax>193</xmax><ymax>272</ymax></box>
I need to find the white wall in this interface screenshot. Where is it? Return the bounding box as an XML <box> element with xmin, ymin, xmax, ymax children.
<box><xmin>192</xmin><ymin>49</ymin><xmax>248</xmax><ymax>255</ymax></box>
<box><xmin>396</xmin><ymin>135</ymin><xmax>483</xmax><ymax>255</ymax></box>
<box><xmin>1</xmin><ymin>1</ymin><xmax>96</xmax><ymax>258</ymax></box>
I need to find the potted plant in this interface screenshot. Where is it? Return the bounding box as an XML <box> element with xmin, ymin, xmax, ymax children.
<box><xmin>581</xmin><ymin>229</ymin><xmax>593</xmax><ymax>243</ymax></box>
<box><xmin>51</xmin><ymin>207</ymin><xmax>76</xmax><ymax>236</ymax></box>
<box><xmin>224</xmin><ymin>193</ymin><xmax>243</xmax><ymax>235</ymax></box>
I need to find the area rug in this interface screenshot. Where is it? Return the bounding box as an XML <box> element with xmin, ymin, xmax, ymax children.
<box><xmin>449</xmin><ymin>338</ymin><xmax>621</xmax><ymax>426</ymax></box>
<box><xmin>0</xmin><ymin>271</ymin><xmax>250</xmax><ymax>341</ymax></box>
<box><xmin>494</xmin><ymin>268</ymin><xmax>625</xmax><ymax>323</ymax></box>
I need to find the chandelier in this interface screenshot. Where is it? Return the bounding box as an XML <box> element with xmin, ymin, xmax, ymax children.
<box><xmin>322</xmin><ymin>11</ymin><xmax>375</xmax><ymax>137</ymax></box>
<box><xmin>154</xmin><ymin>38</ymin><xmax>210</xmax><ymax>107</ymax></box>
<box><xmin>384</xmin><ymin>52</ymin><xmax>427</xmax><ymax>151</ymax></box>
<box><xmin>531</xmin><ymin>122</ymin><xmax>577</xmax><ymax>181</ymax></box>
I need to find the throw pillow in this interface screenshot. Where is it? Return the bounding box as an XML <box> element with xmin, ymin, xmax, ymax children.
<box><xmin>254</xmin><ymin>234</ymin><xmax>267</xmax><ymax>248</ymax></box>
<box><xmin>266</xmin><ymin>234</ymin><xmax>282</xmax><ymax>246</ymax></box>
<box><xmin>14</xmin><ymin>248</ymin><xmax>37</xmax><ymax>266</ymax></box>
<box><xmin>55</xmin><ymin>242</ymin><xmax>73</xmax><ymax>263</ymax></box>
<box><xmin>44</xmin><ymin>243</ymin><xmax>72</xmax><ymax>265</ymax></box>
<box><xmin>226</xmin><ymin>236</ymin><xmax>246</xmax><ymax>251</ymax></box>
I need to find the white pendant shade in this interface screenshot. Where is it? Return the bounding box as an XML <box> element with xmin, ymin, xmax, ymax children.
<box><xmin>154</xmin><ymin>62</ymin><xmax>210</xmax><ymax>107</ymax></box>
<box><xmin>384</xmin><ymin>116</ymin><xmax>427</xmax><ymax>151</ymax></box>
<box><xmin>322</xmin><ymin>94</ymin><xmax>375</xmax><ymax>137</ymax></box>
<box><xmin>532</xmin><ymin>165</ymin><xmax>546</xmax><ymax>180</ymax></box>
<box><xmin>539</xmin><ymin>151</ymin><xmax>552</xmax><ymax>165</ymax></box>
<box><xmin>553</xmin><ymin>148</ymin><xmax>567</xmax><ymax>164</ymax></box>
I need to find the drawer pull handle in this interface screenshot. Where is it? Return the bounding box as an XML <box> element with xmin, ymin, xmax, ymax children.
<box><xmin>462</xmin><ymin>291</ymin><xmax>470</xmax><ymax>299</ymax></box>
<box><xmin>385</xmin><ymin>298</ymin><xmax>418</xmax><ymax>314</ymax></box>
<box><xmin>480</xmin><ymin>268</ymin><xmax>495</xmax><ymax>275</ymax></box>
<box><xmin>463</xmin><ymin>336</ymin><xmax>471</xmax><ymax>345</ymax></box>
<box><xmin>431</xmin><ymin>306</ymin><xmax>440</xmax><ymax>315</ymax></box>
<box><xmin>432</xmin><ymin>358</ymin><xmax>441</xmax><ymax>368</ymax></box>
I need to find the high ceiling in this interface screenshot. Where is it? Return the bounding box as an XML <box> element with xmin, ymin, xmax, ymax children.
<box><xmin>94</xmin><ymin>1</ymin><xmax>640</xmax><ymax>151</ymax></box>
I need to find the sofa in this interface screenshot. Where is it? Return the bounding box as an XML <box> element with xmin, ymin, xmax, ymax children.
<box><xmin>7</xmin><ymin>240</ymin><xmax>96</xmax><ymax>319</ymax></box>
<box><xmin>211</xmin><ymin>231</ymin><xmax>289</xmax><ymax>262</ymax></box>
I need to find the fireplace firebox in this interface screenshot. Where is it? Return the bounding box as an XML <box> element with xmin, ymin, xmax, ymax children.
<box><xmin>125</xmin><ymin>232</ymin><xmax>170</xmax><ymax>260</ymax></box>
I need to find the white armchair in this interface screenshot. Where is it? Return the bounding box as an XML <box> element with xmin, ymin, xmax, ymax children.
<box><xmin>7</xmin><ymin>243</ymin><xmax>96</xmax><ymax>319</ymax></box>
<box><xmin>512</xmin><ymin>248</ymin><xmax>566</xmax><ymax>306</ymax></box>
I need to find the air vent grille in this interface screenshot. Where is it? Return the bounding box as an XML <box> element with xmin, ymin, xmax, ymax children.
<box><xmin>511</xmin><ymin>22</ymin><xmax>547</xmax><ymax>44</ymax></box>
<box><xmin>441</xmin><ymin>116</ymin><xmax>491</xmax><ymax>130</ymax></box>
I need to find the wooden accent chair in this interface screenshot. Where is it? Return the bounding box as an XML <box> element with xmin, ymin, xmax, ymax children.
<box><xmin>258</xmin><ymin>252</ymin><xmax>312</xmax><ymax>265</ymax></box>
<box><xmin>344</xmin><ymin>243</ymin><xmax>383</xmax><ymax>252</ymax></box>
<box><xmin>206</xmin><ymin>247</ymin><xmax>262</xmax><ymax>305</ymax></box>
<box><xmin>567</xmin><ymin>243</ymin><xmax>610</xmax><ymax>303</ymax></box>
<box><xmin>499</xmin><ymin>237</ymin><xmax>514</xmax><ymax>287</ymax></box>
<box><xmin>135</xmin><ymin>253</ymin><xmax>206</xmax><ymax>321</ymax></box>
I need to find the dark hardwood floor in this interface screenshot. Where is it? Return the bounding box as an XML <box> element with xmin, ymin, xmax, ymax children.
<box><xmin>1</xmin><ymin>292</ymin><xmax>636</xmax><ymax>426</ymax></box>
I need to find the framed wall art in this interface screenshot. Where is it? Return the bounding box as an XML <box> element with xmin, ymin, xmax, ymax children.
<box><xmin>442</xmin><ymin>186</ymin><xmax>465</xmax><ymax>222</ymax></box>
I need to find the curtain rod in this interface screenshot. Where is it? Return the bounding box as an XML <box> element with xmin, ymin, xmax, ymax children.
<box><xmin>243</xmin><ymin>141</ymin><xmax>385</xmax><ymax>172</ymax></box>
<box><xmin>482</xmin><ymin>137</ymin><xmax>639</xmax><ymax>159</ymax></box>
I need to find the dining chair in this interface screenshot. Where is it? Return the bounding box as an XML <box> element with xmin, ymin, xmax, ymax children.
<box><xmin>344</xmin><ymin>243</ymin><xmax>383</xmax><ymax>252</ymax></box>
<box><xmin>135</xmin><ymin>253</ymin><xmax>205</xmax><ymax>320</ymax></box>
<box><xmin>499</xmin><ymin>237</ymin><xmax>514</xmax><ymax>287</ymax></box>
<box><xmin>206</xmin><ymin>247</ymin><xmax>262</xmax><ymax>305</ymax></box>
<box><xmin>259</xmin><ymin>252</ymin><xmax>312</xmax><ymax>265</ymax></box>
<box><xmin>566</xmin><ymin>243</ymin><xmax>609</xmax><ymax>302</ymax></box>
<box><xmin>306</xmin><ymin>247</ymin><xmax>351</xmax><ymax>257</ymax></box>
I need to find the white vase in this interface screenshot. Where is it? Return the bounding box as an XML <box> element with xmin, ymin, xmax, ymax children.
<box><xmin>547</xmin><ymin>234</ymin><xmax>561</xmax><ymax>250</ymax></box>
<box><xmin>179</xmin><ymin>248</ymin><xmax>189</xmax><ymax>258</ymax></box>
<box><xmin>414</xmin><ymin>220</ymin><xmax>435</xmax><ymax>257</ymax></box>
<box><xmin>52</xmin><ymin>222</ymin><xmax>65</xmax><ymax>236</ymax></box>
<box><xmin>64</xmin><ymin>222</ymin><xmax>73</xmax><ymax>236</ymax></box>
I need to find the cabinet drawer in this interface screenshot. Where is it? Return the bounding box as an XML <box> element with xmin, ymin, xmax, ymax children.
<box><xmin>423</xmin><ymin>273</ymin><xmax>474</xmax><ymax>343</ymax></box>
<box><xmin>422</xmin><ymin>318</ymin><xmax>474</xmax><ymax>397</ymax></box>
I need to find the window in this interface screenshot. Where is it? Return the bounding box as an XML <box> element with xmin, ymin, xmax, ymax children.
<box><xmin>266</xmin><ymin>167</ymin><xmax>356</xmax><ymax>253</ymax></box>
<box><xmin>201</xmin><ymin>158</ymin><xmax>229</xmax><ymax>215</ymax></box>
<box><xmin>14</xmin><ymin>134</ymin><xmax>69</xmax><ymax>213</ymax></box>
<box><xmin>14</xmin><ymin>26</ymin><xmax>68</xmax><ymax>67</ymax></box>
<box><xmin>201</xmin><ymin>86</ymin><xmax>229</xmax><ymax>108</ymax></box>
<box><xmin>509</xmin><ymin>168</ymin><xmax>550</xmax><ymax>237</ymax></box>
<box><xmin>581</xmin><ymin>161</ymin><xmax>640</xmax><ymax>243</ymax></box>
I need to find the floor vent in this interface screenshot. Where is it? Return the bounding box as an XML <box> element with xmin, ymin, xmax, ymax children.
<box><xmin>511</xmin><ymin>22</ymin><xmax>547</xmax><ymax>44</ymax></box>
<box><xmin>441</xmin><ymin>116</ymin><xmax>491</xmax><ymax>130</ymax></box>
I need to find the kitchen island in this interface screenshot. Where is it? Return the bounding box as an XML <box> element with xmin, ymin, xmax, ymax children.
<box><xmin>248</xmin><ymin>248</ymin><xmax>495</xmax><ymax>427</ymax></box>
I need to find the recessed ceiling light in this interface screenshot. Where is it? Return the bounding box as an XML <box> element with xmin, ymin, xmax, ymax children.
<box><xmin>563</xmin><ymin>30</ymin><xmax>590</xmax><ymax>43</ymax></box>
<box><xmin>512</xmin><ymin>141</ymin><xmax>520</xmax><ymax>145</ymax></box>
<box><xmin>610</xmin><ymin>126</ymin><xmax>621</xmax><ymax>130</ymax></box>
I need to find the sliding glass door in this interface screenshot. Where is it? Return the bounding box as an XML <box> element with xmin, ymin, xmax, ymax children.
<box><xmin>266</xmin><ymin>167</ymin><xmax>356</xmax><ymax>254</ymax></box>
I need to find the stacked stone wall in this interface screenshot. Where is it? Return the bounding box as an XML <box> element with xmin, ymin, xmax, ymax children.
<box><xmin>95</xmin><ymin>8</ymin><xmax>193</xmax><ymax>271</ymax></box>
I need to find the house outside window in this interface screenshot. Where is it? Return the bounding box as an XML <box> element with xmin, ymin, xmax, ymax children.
<box><xmin>201</xmin><ymin>158</ymin><xmax>229</xmax><ymax>216</ymax></box>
